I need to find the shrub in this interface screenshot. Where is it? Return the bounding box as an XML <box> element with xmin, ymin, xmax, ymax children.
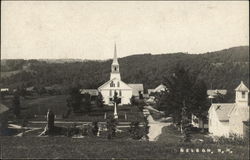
<box><xmin>106</xmin><ymin>116</ymin><xmax>117</xmax><ymax>139</ymax></box>
<box><xmin>66</xmin><ymin>123</ymin><xmax>80</xmax><ymax>137</ymax></box>
<box><xmin>143</xmin><ymin>117</ymin><xmax>149</xmax><ymax>140</ymax></box>
<box><xmin>217</xmin><ymin>134</ymin><xmax>248</xmax><ymax>145</ymax></box>
<box><xmin>82</xmin><ymin>126</ymin><xmax>88</xmax><ymax>136</ymax></box>
<box><xmin>129</xmin><ymin>121</ymin><xmax>142</xmax><ymax>140</ymax></box>
<box><xmin>92</xmin><ymin>121</ymin><xmax>99</xmax><ymax>136</ymax></box>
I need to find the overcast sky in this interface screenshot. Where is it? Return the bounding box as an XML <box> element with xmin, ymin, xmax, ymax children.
<box><xmin>1</xmin><ymin>1</ymin><xmax>249</xmax><ymax>60</ymax></box>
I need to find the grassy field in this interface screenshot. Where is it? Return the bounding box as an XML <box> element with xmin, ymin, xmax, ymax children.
<box><xmin>0</xmin><ymin>125</ymin><xmax>248</xmax><ymax>159</ymax></box>
<box><xmin>0</xmin><ymin>136</ymin><xmax>248</xmax><ymax>159</ymax></box>
<box><xmin>1</xmin><ymin>70</ymin><xmax>22</xmax><ymax>78</ymax></box>
<box><xmin>3</xmin><ymin>95</ymin><xmax>144</xmax><ymax>122</ymax></box>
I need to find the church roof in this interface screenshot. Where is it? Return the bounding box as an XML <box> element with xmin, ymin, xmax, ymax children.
<box><xmin>0</xmin><ymin>103</ymin><xmax>9</xmax><ymax>114</ymax></box>
<box><xmin>235</xmin><ymin>81</ymin><xmax>249</xmax><ymax>92</ymax></box>
<box><xmin>128</xmin><ymin>84</ymin><xmax>144</xmax><ymax>96</ymax></box>
<box><xmin>210</xmin><ymin>103</ymin><xmax>235</xmax><ymax>122</ymax></box>
<box><xmin>80</xmin><ymin>89</ymin><xmax>99</xmax><ymax>96</ymax></box>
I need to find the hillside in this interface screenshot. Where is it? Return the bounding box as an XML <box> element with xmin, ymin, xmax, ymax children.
<box><xmin>1</xmin><ymin>46</ymin><xmax>249</xmax><ymax>102</ymax></box>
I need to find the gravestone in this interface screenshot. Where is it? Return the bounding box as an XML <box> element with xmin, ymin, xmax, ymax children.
<box><xmin>47</xmin><ymin>109</ymin><xmax>55</xmax><ymax>134</ymax></box>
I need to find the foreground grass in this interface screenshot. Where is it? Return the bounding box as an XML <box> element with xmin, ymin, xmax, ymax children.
<box><xmin>0</xmin><ymin>136</ymin><xmax>248</xmax><ymax>159</ymax></box>
<box><xmin>0</xmin><ymin>125</ymin><xmax>248</xmax><ymax>159</ymax></box>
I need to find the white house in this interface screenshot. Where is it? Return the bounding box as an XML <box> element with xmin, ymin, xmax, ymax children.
<box><xmin>148</xmin><ymin>84</ymin><xmax>167</xmax><ymax>95</ymax></box>
<box><xmin>128</xmin><ymin>84</ymin><xmax>144</xmax><ymax>97</ymax></box>
<box><xmin>98</xmin><ymin>44</ymin><xmax>133</xmax><ymax>105</ymax></box>
<box><xmin>208</xmin><ymin>81</ymin><xmax>249</xmax><ymax>137</ymax></box>
<box><xmin>0</xmin><ymin>88</ymin><xmax>9</xmax><ymax>92</ymax></box>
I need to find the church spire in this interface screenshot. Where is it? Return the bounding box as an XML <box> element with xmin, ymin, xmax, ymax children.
<box><xmin>112</xmin><ymin>42</ymin><xmax>118</xmax><ymax>65</ymax></box>
<box><xmin>110</xmin><ymin>43</ymin><xmax>121</xmax><ymax>80</ymax></box>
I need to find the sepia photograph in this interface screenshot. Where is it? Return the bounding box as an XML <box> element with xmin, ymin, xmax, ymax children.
<box><xmin>0</xmin><ymin>1</ymin><xmax>249</xmax><ymax>159</ymax></box>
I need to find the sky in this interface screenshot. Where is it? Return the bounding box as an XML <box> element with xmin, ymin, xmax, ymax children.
<box><xmin>1</xmin><ymin>1</ymin><xmax>249</xmax><ymax>60</ymax></box>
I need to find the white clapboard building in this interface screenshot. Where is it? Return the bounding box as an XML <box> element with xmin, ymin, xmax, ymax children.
<box><xmin>208</xmin><ymin>81</ymin><xmax>249</xmax><ymax>137</ymax></box>
<box><xmin>98</xmin><ymin>44</ymin><xmax>134</xmax><ymax>105</ymax></box>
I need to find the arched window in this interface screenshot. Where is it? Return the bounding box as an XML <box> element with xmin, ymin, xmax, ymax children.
<box><xmin>109</xmin><ymin>90</ymin><xmax>112</xmax><ymax>96</ymax></box>
<box><xmin>117</xmin><ymin>82</ymin><xmax>120</xmax><ymax>87</ymax></box>
<box><xmin>119</xmin><ymin>90</ymin><xmax>122</xmax><ymax>96</ymax></box>
<box><xmin>110</xmin><ymin>81</ymin><xmax>115</xmax><ymax>87</ymax></box>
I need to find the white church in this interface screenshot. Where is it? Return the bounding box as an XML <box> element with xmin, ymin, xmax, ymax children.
<box><xmin>208</xmin><ymin>81</ymin><xmax>249</xmax><ymax>137</ymax></box>
<box><xmin>98</xmin><ymin>44</ymin><xmax>142</xmax><ymax>105</ymax></box>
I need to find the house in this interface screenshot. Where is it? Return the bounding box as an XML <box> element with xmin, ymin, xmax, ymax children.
<box><xmin>147</xmin><ymin>89</ymin><xmax>154</xmax><ymax>95</ymax></box>
<box><xmin>207</xmin><ymin>89</ymin><xmax>227</xmax><ymax>102</ymax></box>
<box><xmin>148</xmin><ymin>84</ymin><xmax>167</xmax><ymax>95</ymax></box>
<box><xmin>1</xmin><ymin>88</ymin><xmax>9</xmax><ymax>96</ymax></box>
<box><xmin>191</xmin><ymin>114</ymin><xmax>208</xmax><ymax>129</ymax></box>
<box><xmin>0</xmin><ymin>103</ymin><xmax>9</xmax><ymax>135</ymax></box>
<box><xmin>208</xmin><ymin>81</ymin><xmax>249</xmax><ymax>137</ymax></box>
<box><xmin>1</xmin><ymin>88</ymin><xmax>9</xmax><ymax>92</ymax></box>
<box><xmin>98</xmin><ymin>44</ymin><xmax>133</xmax><ymax>105</ymax></box>
<box><xmin>207</xmin><ymin>89</ymin><xmax>227</xmax><ymax>98</ymax></box>
<box><xmin>128</xmin><ymin>84</ymin><xmax>144</xmax><ymax>98</ymax></box>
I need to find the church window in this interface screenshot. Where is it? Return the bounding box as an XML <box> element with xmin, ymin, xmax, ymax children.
<box><xmin>117</xmin><ymin>82</ymin><xmax>120</xmax><ymax>87</ymax></box>
<box><xmin>119</xmin><ymin>90</ymin><xmax>122</xmax><ymax>96</ymax></box>
<box><xmin>242</xmin><ymin>92</ymin><xmax>246</xmax><ymax>98</ymax></box>
<box><xmin>110</xmin><ymin>81</ymin><xmax>115</xmax><ymax>87</ymax></box>
<box><xmin>114</xmin><ymin>67</ymin><xmax>117</xmax><ymax>71</ymax></box>
<box><xmin>109</xmin><ymin>90</ymin><xmax>112</xmax><ymax>96</ymax></box>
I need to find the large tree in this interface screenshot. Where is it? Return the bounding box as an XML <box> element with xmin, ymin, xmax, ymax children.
<box><xmin>158</xmin><ymin>66</ymin><xmax>197</xmax><ymax>125</ymax></box>
<box><xmin>191</xmin><ymin>80</ymin><xmax>210</xmax><ymax>132</ymax></box>
<box><xmin>157</xmin><ymin>65</ymin><xmax>209</xmax><ymax>133</ymax></box>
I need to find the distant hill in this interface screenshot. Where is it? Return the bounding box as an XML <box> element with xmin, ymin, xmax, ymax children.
<box><xmin>1</xmin><ymin>46</ymin><xmax>249</xmax><ymax>102</ymax></box>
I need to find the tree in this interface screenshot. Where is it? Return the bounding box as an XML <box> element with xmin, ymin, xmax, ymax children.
<box><xmin>143</xmin><ymin>116</ymin><xmax>150</xmax><ymax>140</ymax></box>
<box><xmin>181</xmin><ymin>106</ymin><xmax>192</xmax><ymax>142</ymax></box>
<box><xmin>130</xmin><ymin>96</ymin><xmax>137</xmax><ymax>106</ymax></box>
<box><xmin>129</xmin><ymin>121</ymin><xmax>142</xmax><ymax>140</ymax></box>
<box><xmin>112</xmin><ymin>91</ymin><xmax>121</xmax><ymax>105</ymax></box>
<box><xmin>139</xmin><ymin>91</ymin><xmax>143</xmax><ymax>99</ymax></box>
<box><xmin>12</xmin><ymin>93</ymin><xmax>21</xmax><ymax>117</ymax></box>
<box><xmin>96</xmin><ymin>92</ymin><xmax>104</xmax><ymax>108</ymax></box>
<box><xmin>82</xmin><ymin>93</ymin><xmax>91</xmax><ymax>112</ymax></box>
<box><xmin>106</xmin><ymin>115</ymin><xmax>117</xmax><ymax>139</ymax></box>
<box><xmin>157</xmin><ymin>66</ymin><xmax>202</xmax><ymax>130</ymax></box>
<box><xmin>191</xmin><ymin>80</ymin><xmax>210</xmax><ymax>132</ymax></box>
<box><xmin>92</xmin><ymin>121</ymin><xmax>99</xmax><ymax>136</ymax></box>
<box><xmin>158</xmin><ymin>66</ymin><xmax>196</xmax><ymax>125</ymax></box>
<box><xmin>66</xmin><ymin>87</ymin><xmax>83</xmax><ymax>113</ymax></box>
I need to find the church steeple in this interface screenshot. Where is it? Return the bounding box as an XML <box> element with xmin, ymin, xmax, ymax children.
<box><xmin>235</xmin><ymin>81</ymin><xmax>249</xmax><ymax>106</ymax></box>
<box><xmin>112</xmin><ymin>43</ymin><xmax>118</xmax><ymax>65</ymax></box>
<box><xmin>110</xmin><ymin>43</ymin><xmax>121</xmax><ymax>80</ymax></box>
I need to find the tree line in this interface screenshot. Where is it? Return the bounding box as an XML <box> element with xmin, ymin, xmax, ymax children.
<box><xmin>1</xmin><ymin>46</ymin><xmax>249</xmax><ymax>102</ymax></box>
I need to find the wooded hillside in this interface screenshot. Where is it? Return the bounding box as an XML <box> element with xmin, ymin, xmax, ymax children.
<box><xmin>1</xmin><ymin>46</ymin><xmax>249</xmax><ymax>102</ymax></box>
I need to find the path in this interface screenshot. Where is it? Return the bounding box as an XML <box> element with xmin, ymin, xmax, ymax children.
<box><xmin>147</xmin><ymin>115</ymin><xmax>171</xmax><ymax>141</ymax></box>
<box><xmin>144</xmin><ymin>106</ymin><xmax>171</xmax><ymax>141</ymax></box>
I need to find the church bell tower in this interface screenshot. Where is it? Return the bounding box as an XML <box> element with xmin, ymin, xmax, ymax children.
<box><xmin>110</xmin><ymin>43</ymin><xmax>121</xmax><ymax>80</ymax></box>
<box><xmin>235</xmin><ymin>81</ymin><xmax>249</xmax><ymax>106</ymax></box>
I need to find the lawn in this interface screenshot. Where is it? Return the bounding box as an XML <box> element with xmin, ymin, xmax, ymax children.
<box><xmin>0</xmin><ymin>136</ymin><xmax>248</xmax><ymax>159</ymax></box>
<box><xmin>3</xmin><ymin>95</ymin><xmax>144</xmax><ymax>122</ymax></box>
